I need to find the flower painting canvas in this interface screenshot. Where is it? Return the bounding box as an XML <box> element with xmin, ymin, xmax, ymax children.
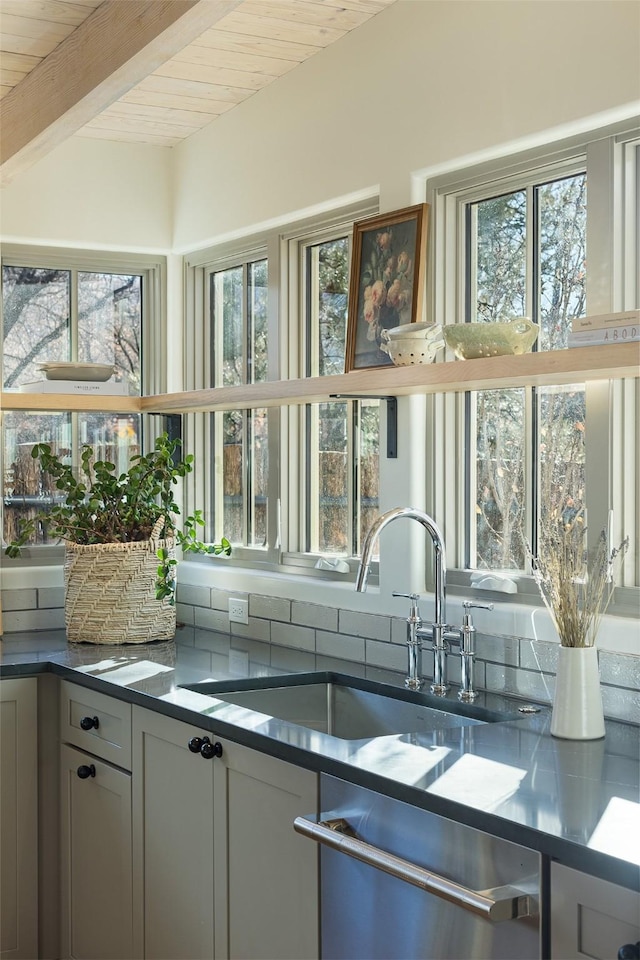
<box><xmin>345</xmin><ymin>204</ymin><xmax>429</xmax><ymax>371</ymax></box>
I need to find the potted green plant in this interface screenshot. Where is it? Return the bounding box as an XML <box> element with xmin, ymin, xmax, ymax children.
<box><xmin>5</xmin><ymin>433</ymin><xmax>230</xmax><ymax>644</ymax></box>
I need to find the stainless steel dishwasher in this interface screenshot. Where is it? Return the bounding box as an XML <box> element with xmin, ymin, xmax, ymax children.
<box><xmin>295</xmin><ymin>774</ymin><xmax>541</xmax><ymax>960</ymax></box>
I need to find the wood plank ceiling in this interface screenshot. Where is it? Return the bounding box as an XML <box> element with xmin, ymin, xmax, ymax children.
<box><xmin>0</xmin><ymin>0</ymin><xmax>395</xmax><ymax>181</ymax></box>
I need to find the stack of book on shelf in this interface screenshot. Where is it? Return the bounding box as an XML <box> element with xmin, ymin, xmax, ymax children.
<box><xmin>568</xmin><ymin>310</ymin><xmax>639</xmax><ymax>347</ymax></box>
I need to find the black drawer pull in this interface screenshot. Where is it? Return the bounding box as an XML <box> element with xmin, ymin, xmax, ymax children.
<box><xmin>77</xmin><ymin>764</ymin><xmax>96</xmax><ymax>779</ymax></box>
<box><xmin>80</xmin><ymin>715</ymin><xmax>100</xmax><ymax>730</ymax></box>
<box><xmin>200</xmin><ymin>737</ymin><xmax>223</xmax><ymax>760</ymax></box>
<box><xmin>187</xmin><ymin>736</ymin><xmax>223</xmax><ymax>759</ymax></box>
<box><xmin>618</xmin><ymin>944</ymin><xmax>640</xmax><ymax>959</ymax></box>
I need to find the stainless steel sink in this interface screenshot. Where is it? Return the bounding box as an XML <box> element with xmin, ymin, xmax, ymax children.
<box><xmin>181</xmin><ymin>673</ymin><xmax>514</xmax><ymax>741</ymax></box>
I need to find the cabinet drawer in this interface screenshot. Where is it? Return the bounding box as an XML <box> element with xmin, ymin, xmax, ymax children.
<box><xmin>60</xmin><ymin>681</ymin><xmax>131</xmax><ymax>769</ymax></box>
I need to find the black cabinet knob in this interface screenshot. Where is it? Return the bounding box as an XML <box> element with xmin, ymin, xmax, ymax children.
<box><xmin>77</xmin><ymin>764</ymin><xmax>96</xmax><ymax>779</ymax></box>
<box><xmin>200</xmin><ymin>737</ymin><xmax>223</xmax><ymax>760</ymax></box>
<box><xmin>80</xmin><ymin>715</ymin><xmax>100</xmax><ymax>730</ymax></box>
<box><xmin>618</xmin><ymin>945</ymin><xmax>640</xmax><ymax>960</ymax></box>
<box><xmin>188</xmin><ymin>735</ymin><xmax>223</xmax><ymax>758</ymax></box>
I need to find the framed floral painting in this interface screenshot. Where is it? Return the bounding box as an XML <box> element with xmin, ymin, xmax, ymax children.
<box><xmin>345</xmin><ymin>203</ymin><xmax>429</xmax><ymax>371</ymax></box>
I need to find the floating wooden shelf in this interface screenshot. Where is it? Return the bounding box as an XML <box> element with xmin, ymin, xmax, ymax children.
<box><xmin>0</xmin><ymin>393</ymin><xmax>141</xmax><ymax>413</ymax></box>
<box><xmin>2</xmin><ymin>343</ymin><xmax>638</xmax><ymax>415</ymax></box>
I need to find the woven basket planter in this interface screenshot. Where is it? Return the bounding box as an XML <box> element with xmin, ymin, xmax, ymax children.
<box><xmin>63</xmin><ymin>518</ymin><xmax>176</xmax><ymax>644</ymax></box>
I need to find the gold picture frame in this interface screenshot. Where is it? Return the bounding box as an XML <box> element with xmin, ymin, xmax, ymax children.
<box><xmin>345</xmin><ymin>203</ymin><xmax>429</xmax><ymax>372</ymax></box>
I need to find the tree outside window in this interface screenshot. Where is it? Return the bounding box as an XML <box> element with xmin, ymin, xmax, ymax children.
<box><xmin>468</xmin><ymin>174</ymin><xmax>587</xmax><ymax>569</ymax></box>
<box><xmin>2</xmin><ymin>258</ymin><xmax>145</xmax><ymax>548</ymax></box>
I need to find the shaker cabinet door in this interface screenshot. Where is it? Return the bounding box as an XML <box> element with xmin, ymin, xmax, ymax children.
<box><xmin>132</xmin><ymin>706</ymin><xmax>217</xmax><ymax>960</ymax></box>
<box><xmin>132</xmin><ymin>705</ymin><xmax>319</xmax><ymax>960</ymax></box>
<box><xmin>214</xmin><ymin>741</ymin><xmax>319</xmax><ymax>960</ymax></box>
<box><xmin>0</xmin><ymin>678</ymin><xmax>38</xmax><ymax>960</ymax></box>
<box><xmin>59</xmin><ymin>743</ymin><xmax>133</xmax><ymax>960</ymax></box>
<box><xmin>551</xmin><ymin>862</ymin><xmax>640</xmax><ymax>959</ymax></box>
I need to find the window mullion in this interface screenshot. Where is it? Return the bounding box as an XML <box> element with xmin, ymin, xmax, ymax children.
<box><xmin>529</xmin><ymin>182</ymin><xmax>539</xmax><ymax>554</ymax></box>
<box><xmin>350</xmin><ymin>401</ymin><xmax>358</xmax><ymax>555</ymax></box>
<box><xmin>69</xmin><ymin>270</ymin><xmax>80</xmax><ymax>469</ymax></box>
<box><xmin>69</xmin><ymin>269</ymin><xmax>79</xmax><ymax>362</ymax></box>
<box><xmin>619</xmin><ymin>139</ymin><xmax>640</xmax><ymax>308</ymax></box>
<box><xmin>525</xmin><ymin>388</ymin><xmax>537</xmax><ymax>561</ymax></box>
<box><xmin>243</xmin><ymin>263</ymin><xmax>250</xmax><ymax>385</ymax></box>
<box><xmin>306</xmin><ymin>405</ymin><xmax>318</xmax><ymax>552</ymax></box>
<box><xmin>464</xmin><ymin>392</ymin><xmax>474</xmax><ymax>569</ymax></box>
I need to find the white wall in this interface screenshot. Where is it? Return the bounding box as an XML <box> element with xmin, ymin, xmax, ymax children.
<box><xmin>1</xmin><ymin>137</ymin><xmax>173</xmax><ymax>252</ymax></box>
<box><xmin>2</xmin><ymin>2</ymin><xmax>639</xmax><ymax>269</ymax></box>
<box><xmin>172</xmin><ymin>0</ymin><xmax>640</xmax><ymax>250</ymax></box>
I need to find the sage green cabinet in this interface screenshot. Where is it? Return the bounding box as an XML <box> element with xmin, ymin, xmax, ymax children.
<box><xmin>550</xmin><ymin>862</ymin><xmax>640</xmax><ymax>959</ymax></box>
<box><xmin>132</xmin><ymin>705</ymin><xmax>319</xmax><ymax>959</ymax></box>
<box><xmin>59</xmin><ymin>743</ymin><xmax>133</xmax><ymax>960</ymax></box>
<box><xmin>216</xmin><ymin>736</ymin><xmax>319</xmax><ymax>960</ymax></box>
<box><xmin>59</xmin><ymin>679</ymin><xmax>134</xmax><ymax>960</ymax></box>
<box><xmin>0</xmin><ymin>678</ymin><xmax>38</xmax><ymax>960</ymax></box>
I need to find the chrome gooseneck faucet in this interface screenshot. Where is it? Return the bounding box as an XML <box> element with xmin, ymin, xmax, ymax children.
<box><xmin>355</xmin><ymin>506</ymin><xmax>448</xmax><ymax>694</ymax></box>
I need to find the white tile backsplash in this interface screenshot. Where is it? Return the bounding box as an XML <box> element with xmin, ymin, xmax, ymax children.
<box><xmin>2</xmin><ymin>576</ymin><xmax>638</xmax><ymax>724</ymax></box>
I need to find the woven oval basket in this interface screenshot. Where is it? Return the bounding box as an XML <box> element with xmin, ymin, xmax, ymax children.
<box><xmin>63</xmin><ymin>518</ymin><xmax>176</xmax><ymax>644</ymax></box>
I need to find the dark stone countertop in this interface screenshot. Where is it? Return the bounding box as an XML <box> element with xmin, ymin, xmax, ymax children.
<box><xmin>1</xmin><ymin>626</ymin><xmax>638</xmax><ymax>892</ymax></box>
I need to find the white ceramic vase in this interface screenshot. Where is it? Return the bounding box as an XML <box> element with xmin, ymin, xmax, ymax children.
<box><xmin>550</xmin><ymin>645</ymin><xmax>605</xmax><ymax>740</ymax></box>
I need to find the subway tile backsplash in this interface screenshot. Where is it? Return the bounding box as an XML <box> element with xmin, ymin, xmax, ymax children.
<box><xmin>2</xmin><ymin>583</ymin><xmax>638</xmax><ymax>725</ymax></box>
<box><xmin>176</xmin><ymin>589</ymin><xmax>639</xmax><ymax>725</ymax></box>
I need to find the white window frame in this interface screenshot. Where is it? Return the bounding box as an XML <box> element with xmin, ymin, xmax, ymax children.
<box><xmin>426</xmin><ymin>120</ymin><xmax>640</xmax><ymax>604</ymax></box>
<box><xmin>183</xmin><ymin>200</ymin><xmax>379</xmax><ymax>577</ymax></box>
<box><xmin>1</xmin><ymin>244</ymin><xmax>165</xmax><ymax>395</ymax></box>
<box><xmin>281</xmin><ymin>204</ymin><xmax>380</xmax><ymax>571</ymax></box>
<box><xmin>1</xmin><ymin>244</ymin><xmax>166</xmax><ymax>564</ymax></box>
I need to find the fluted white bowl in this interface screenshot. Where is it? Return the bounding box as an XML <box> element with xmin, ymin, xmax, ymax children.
<box><xmin>384</xmin><ymin>322</ymin><xmax>443</xmax><ymax>341</ymax></box>
<box><xmin>380</xmin><ymin>335</ymin><xmax>445</xmax><ymax>366</ymax></box>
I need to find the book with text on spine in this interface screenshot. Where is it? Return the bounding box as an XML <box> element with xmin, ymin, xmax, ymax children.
<box><xmin>571</xmin><ymin>309</ymin><xmax>640</xmax><ymax>333</ymax></box>
<box><xmin>567</xmin><ymin>323</ymin><xmax>640</xmax><ymax>348</ymax></box>
<box><xmin>18</xmin><ymin>379</ymin><xmax>131</xmax><ymax>395</ymax></box>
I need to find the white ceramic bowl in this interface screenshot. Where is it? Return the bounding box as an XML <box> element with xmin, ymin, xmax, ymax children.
<box><xmin>38</xmin><ymin>362</ymin><xmax>116</xmax><ymax>382</ymax></box>
<box><xmin>380</xmin><ymin>335</ymin><xmax>445</xmax><ymax>366</ymax></box>
<box><xmin>384</xmin><ymin>322</ymin><xmax>443</xmax><ymax>341</ymax></box>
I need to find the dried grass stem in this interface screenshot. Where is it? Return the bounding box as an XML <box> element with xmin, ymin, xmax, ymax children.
<box><xmin>531</xmin><ymin>525</ymin><xmax>628</xmax><ymax>648</ymax></box>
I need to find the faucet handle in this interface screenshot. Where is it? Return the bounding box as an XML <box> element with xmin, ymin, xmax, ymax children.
<box><xmin>393</xmin><ymin>592</ymin><xmax>421</xmax><ymax>622</ymax></box>
<box><xmin>462</xmin><ymin>600</ymin><xmax>493</xmax><ymax>619</ymax></box>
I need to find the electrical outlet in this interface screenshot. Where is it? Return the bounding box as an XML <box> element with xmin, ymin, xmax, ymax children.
<box><xmin>229</xmin><ymin>598</ymin><xmax>248</xmax><ymax>624</ymax></box>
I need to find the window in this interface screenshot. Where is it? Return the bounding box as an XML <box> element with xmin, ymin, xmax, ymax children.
<box><xmin>184</xmin><ymin>202</ymin><xmax>379</xmax><ymax>569</ymax></box>
<box><xmin>302</xmin><ymin>236</ymin><xmax>380</xmax><ymax>557</ymax></box>
<box><xmin>210</xmin><ymin>258</ymin><xmax>269</xmax><ymax>548</ymax></box>
<box><xmin>429</xmin><ymin>123</ymin><xmax>639</xmax><ymax>593</ymax></box>
<box><xmin>1</xmin><ymin>247</ymin><xmax>163</xmax><ymax>549</ymax></box>
<box><xmin>467</xmin><ymin>171</ymin><xmax>587</xmax><ymax>569</ymax></box>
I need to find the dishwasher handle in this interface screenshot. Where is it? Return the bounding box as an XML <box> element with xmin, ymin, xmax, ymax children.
<box><xmin>294</xmin><ymin>816</ymin><xmax>538</xmax><ymax>923</ymax></box>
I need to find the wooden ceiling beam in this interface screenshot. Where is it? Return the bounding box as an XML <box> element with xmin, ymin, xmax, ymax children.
<box><xmin>0</xmin><ymin>0</ymin><xmax>242</xmax><ymax>185</ymax></box>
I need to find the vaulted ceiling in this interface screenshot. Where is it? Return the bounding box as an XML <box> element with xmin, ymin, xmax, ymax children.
<box><xmin>0</xmin><ymin>0</ymin><xmax>395</xmax><ymax>185</ymax></box>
